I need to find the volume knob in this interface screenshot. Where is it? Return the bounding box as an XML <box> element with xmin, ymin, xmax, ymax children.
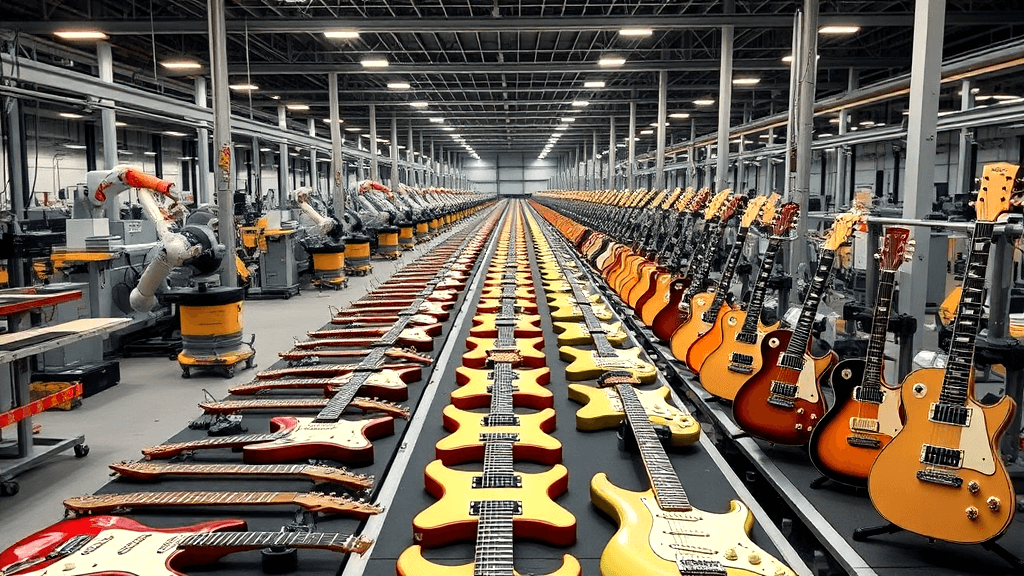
<box><xmin>748</xmin><ymin>552</ymin><xmax>762</xmax><ymax>565</ymax></box>
<box><xmin>968</xmin><ymin>481</ymin><xmax>980</xmax><ymax>494</ymax></box>
<box><xmin>988</xmin><ymin>497</ymin><xmax>1001</xmax><ymax>511</ymax></box>
<box><xmin>966</xmin><ymin>506</ymin><xmax>980</xmax><ymax>520</ymax></box>
<box><xmin>723</xmin><ymin>548</ymin><xmax>738</xmax><ymax>561</ymax></box>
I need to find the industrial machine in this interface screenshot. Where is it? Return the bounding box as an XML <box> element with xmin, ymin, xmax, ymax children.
<box><xmin>293</xmin><ymin>187</ymin><xmax>348</xmax><ymax>289</ymax></box>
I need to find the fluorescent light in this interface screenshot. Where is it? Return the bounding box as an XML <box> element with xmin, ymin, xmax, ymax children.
<box><xmin>144</xmin><ymin>151</ymin><xmax>158</xmax><ymax>156</ymax></box>
<box><xmin>819</xmin><ymin>25</ymin><xmax>860</xmax><ymax>34</ymax></box>
<box><xmin>733</xmin><ymin>77</ymin><xmax>761</xmax><ymax>86</ymax></box>
<box><xmin>115</xmin><ymin>121</ymin><xmax>127</xmax><ymax>127</ymax></box>
<box><xmin>229</xmin><ymin>84</ymin><xmax>259</xmax><ymax>91</ymax></box>
<box><xmin>161</xmin><ymin>60</ymin><xmax>202</xmax><ymax>70</ymax></box>
<box><xmin>59</xmin><ymin>112</ymin><xmax>83</xmax><ymax>119</ymax></box>
<box><xmin>693</xmin><ymin>98</ymin><xmax>715</xmax><ymax>106</ymax></box>
<box><xmin>429</xmin><ymin>117</ymin><xmax>445</xmax><ymax>123</ymax></box>
<box><xmin>410</xmin><ymin>101</ymin><xmax>429</xmax><ymax>108</ymax></box>
<box><xmin>782</xmin><ymin>54</ymin><xmax>793</xmax><ymax>63</ymax></box>
<box><xmin>598</xmin><ymin>55</ymin><xmax>626</xmax><ymax>67</ymax></box>
<box><xmin>555</xmin><ymin>125</ymin><xmax>569</xmax><ymax>131</ymax></box>
<box><xmin>584</xmin><ymin>81</ymin><xmax>606</xmax><ymax>88</ymax></box>
<box><xmin>322</xmin><ymin>118</ymin><xmax>343</xmax><ymax>123</ymax></box>
<box><xmin>55</xmin><ymin>30</ymin><xmax>108</xmax><ymax>40</ymax></box>
<box><xmin>561</xmin><ymin>117</ymin><xmax>576</xmax><ymax>123</ymax></box>
<box><xmin>650</xmin><ymin>122</ymin><xmax>669</xmax><ymax>127</ymax></box>
<box><xmin>818</xmin><ymin>133</ymin><xmax>834</xmax><ymax>138</ymax></box>
<box><xmin>162</xmin><ymin>131</ymin><xmax>187</xmax><ymax>137</ymax></box>
<box><xmin>361</xmin><ymin>57</ymin><xmax>389</xmax><ymax>68</ymax></box>
<box><xmin>387</xmin><ymin>82</ymin><xmax>411</xmax><ymax>90</ymax></box>
<box><xmin>63</xmin><ymin>144</ymin><xmax>87</xmax><ymax>149</ymax></box>
<box><xmin>442</xmin><ymin>126</ymin><xmax>455</xmax><ymax>131</ymax></box>
<box><xmin>324</xmin><ymin>30</ymin><xmax>360</xmax><ymax>39</ymax></box>
<box><xmin>571</xmin><ymin>100</ymin><xmax>589</xmax><ymax>107</ymax></box>
<box><xmin>259</xmin><ymin>147</ymin><xmax>271</xmax><ymax>152</ymax></box>
<box><xmin>640</xmin><ymin>129</ymin><xmax>654</xmax><ymax>135</ymax></box>
<box><xmin>619</xmin><ymin>28</ymin><xmax>653</xmax><ymax>37</ymax></box>
<box><xmin>859</xmin><ymin>120</ymin><xmax>875</xmax><ymax>126</ymax></box>
<box><xmin>345</xmin><ymin>127</ymin><xmax>362</xmax><ymax>132</ymax></box>
<box><xmin>991</xmin><ymin>94</ymin><xmax>1019</xmax><ymax>101</ymax></box>
<box><xmin>669</xmin><ymin>112</ymin><xmax>690</xmax><ymax>119</ymax></box>
<box><xmin>829</xmin><ymin>117</ymin><xmax>841</xmax><ymax>124</ymax></box>
<box><xmin>270</xmin><ymin>95</ymin><xmax>281</xmax><ymax>100</ymax></box>
<box><xmin>178</xmin><ymin>156</ymin><xmax>195</xmax><ymax>160</ymax></box>
<box><xmin>286</xmin><ymin>104</ymin><xmax>310</xmax><ymax>111</ymax></box>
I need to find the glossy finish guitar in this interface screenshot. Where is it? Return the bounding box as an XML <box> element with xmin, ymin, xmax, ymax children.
<box><xmin>732</xmin><ymin>211</ymin><xmax>860</xmax><ymax>445</ymax></box>
<box><xmin>397</xmin><ymin>548</ymin><xmax>580</xmax><ymax>576</ymax></box>
<box><xmin>568</xmin><ymin>383</ymin><xmax>700</xmax><ymax>447</ymax></box>
<box><xmin>230</xmin><ymin>367</ymin><xmax>416</xmax><ymax>401</ymax></box>
<box><xmin>452</xmin><ymin>365</ymin><xmax>553</xmax><ymax>410</ymax></box>
<box><xmin>808</xmin><ymin>226</ymin><xmax>912</xmax><ymax>486</ymax></box>
<box><xmin>109</xmin><ymin>461</ymin><xmax>373</xmax><ymax>490</ymax></box>
<box><xmin>868</xmin><ymin>162</ymin><xmax>1020</xmax><ymax>544</ymax></box>
<box><xmin>552</xmin><ymin>319</ymin><xmax>628</xmax><ymax>347</ymax></box>
<box><xmin>463</xmin><ymin>335</ymin><xmax>546</xmax><ymax>368</ymax></box>
<box><xmin>0</xmin><ymin>516</ymin><xmax>369</xmax><ymax>576</ymax></box>
<box><xmin>63</xmin><ymin>491</ymin><xmax>382</xmax><ymax>519</ymax></box>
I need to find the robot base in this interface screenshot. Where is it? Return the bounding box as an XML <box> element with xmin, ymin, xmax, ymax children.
<box><xmin>178</xmin><ymin>349</ymin><xmax>256</xmax><ymax>379</ymax></box>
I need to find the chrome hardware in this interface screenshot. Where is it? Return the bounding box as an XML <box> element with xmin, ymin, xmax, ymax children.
<box><xmin>810</xmin><ymin>414</ymin><xmax>818</xmax><ymax>421</ymax></box>
<box><xmin>748</xmin><ymin>552</ymin><xmax>762</xmax><ymax>565</ymax></box>
<box><xmin>841</xmin><ymin>368</ymin><xmax>853</xmax><ymax>379</ymax></box>
<box><xmin>966</xmin><ymin>506</ymin><xmax>979</xmax><ymax>520</ymax></box>
<box><xmin>767</xmin><ymin>337</ymin><xmax>780</xmax><ymax>348</ymax></box>
<box><xmin>968</xmin><ymin>481</ymin><xmax>980</xmax><ymax>494</ymax></box>
<box><xmin>912</xmin><ymin>383</ymin><xmax>927</xmax><ymax>398</ymax></box>
<box><xmin>988</xmin><ymin>497</ymin><xmax>1001</xmax><ymax>511</ymax></box>
<box><xmin>723</xmin><ymin>548</ymin><xmax>738</xmax><ymax>561</ymax></box>
<box><xmin>794</xmin><ymin>424</ymin><xmax>803</xmax><ymax>431</ymax></box>
<box><xmin>796</xmin><ymin>408</ymin><xmax>805</xmax><ymax>415</ymax></box>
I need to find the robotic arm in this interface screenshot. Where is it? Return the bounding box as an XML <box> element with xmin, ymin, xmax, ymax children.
<box><xmin>294</xmin><ymin>186</ymin><xmax>342</xmax><ymax>239</ymax></box>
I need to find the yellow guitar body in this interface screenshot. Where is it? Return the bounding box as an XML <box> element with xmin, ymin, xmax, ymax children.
<box><xmin>452</xmin><ymin>365</ymin><xmax>553</xmax><ymax>410</ymax></box>
<box><xmin>462</xmin><ymin>335</ymin><xmax>547</xmax><ymax>369</ymax></box>
<box><xmin>436</xmin><ymin>405</ymin><xmax>562</xmax><ymax>465</ymax></box>
<box><xmin>396</xmin><ymin>547</ymin><xmax>582</xmax><ymax>576</ymax></box>
<box><xmin>470</xmin><ymin>314</ymin><xmax>543</xmax><ymax>338</ymax></box>
<box><xmin>478</xmin><ymin>286</ymin><xmax>537</xmax><ymax>301</ymax></box>
<box><xmin>559</xmin><ymin>345</ymin><xmax>657</xmax><ymax>383</ymax></box>
<box><xmin>867</xmin><ymin>367</ymin><xmax>1016</xmax><ymax>544</ymax></box>
<box><xmin>567</xmin><ymin>384</ymin><xmax>700</xmax><ymax>447</ymax></box>
<box><xmin>548</xmin><ymin>299</ymin><xmax>614</xmax><ymax>323</ymax></box>
<box><xmin>483</xmin><ymin>272</ymin><xmax>534</xmax><ymax>287</ymax></box>
<box><xmin>590</xmin><ymin>473</ymin><xmax>796</xmax><ymax>576</ymax></box>
<box><xmin>412</xmin><ymin>460</ymin><xmax>577</xmax><ymax>548</ymax></box>
<box><xmin>545</xmin><ymin>290</ymin><xmax>601</xmax><ymax>305</ymax></box>
<box><xmin>551</xmin><ymin>320</ymin><xmax>628</xmax><ymax>347</ymax></box>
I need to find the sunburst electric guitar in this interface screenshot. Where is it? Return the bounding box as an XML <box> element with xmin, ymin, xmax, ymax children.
<box><xmin>867</xmin><ymin>162</ymin><xmax>1021</xmax><ymax>544</ymax></box>
<box><xmin>591</xmin><ymin>384</ymin><xmax>797</xmax><ymax>576</ymax></box>
<box><xmin>808</xmin><ymin>226</ymin><xmax>913</xmax><ymax>486</ymax></box>
<box><xmin>732</xmin><ymin>211</ymin><xmax>860</xmax><ymax>445</ymax></box>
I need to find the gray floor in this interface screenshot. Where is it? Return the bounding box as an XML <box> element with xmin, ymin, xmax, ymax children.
<box><xmin>0</xmin><ymin>235</ymin><xmax>454</xmax><ymax>552</ymax></box>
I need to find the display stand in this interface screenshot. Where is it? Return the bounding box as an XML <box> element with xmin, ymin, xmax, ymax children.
<box><xmin>853</xmin><ymin>523</ymin><xmax>1024</xmax><ymax>574</ymax></box>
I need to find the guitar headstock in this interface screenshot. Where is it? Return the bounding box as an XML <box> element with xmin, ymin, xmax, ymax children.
<box><xmin>740</xmin><ymin>195</ymin><xmax>770</xmax><ymax>228</ymax></box>
<box><xmin>718</xmin><ymin>193</ymin><xmax>747</xmax><ymax>223</ymax></box>
<box><xmin>704</xmin><ymin>190</ymin><xmax>732</xmax><ymax>221</ymax></box>
<box><xmin>341</xmin><ymin>535</ymin><xmax>374</xmax><ymax>556</ymax></box>
<box><xmin>688</xmin><ymin>188</ymin><xmax>712</xmax><ymax>213</ymax></box>
<box><xmin>771</xmin><ymin>202</ymin><xmax>800</xmax><ymax>237</ymax></box>
<box><xmin>876</xmin><ymin>227</ymin><xmax>914</xmax><ymax>272</ymax></box>
<box><xmin>304</xmin><ymin>465</ymin><xmax>375</xmax><ymax>490</ymax></box>
<box><xmin>974</xmin><ymin>162</ymin><xmax>1024</xmax><ymax>222</ymax></box>
<box><xmin>349</xmin><ymin>397</ymin><xmax>411</xmax><ymax>420</ymax></box>
<box><xmin>389</xmin><ymin>347</ymin><xmax>433</xmax><ymax>364</ymax></box>
<box><xmin>295</xmin><ymin>492</ymin><xmax>383</xmax><ymax>517</ymax></box>
<box><xmin>758</xmin><ymin>192</ymin><xmax>783</xmax><ymax>225</ymax></box>
<box><xmin>822</xmin><ymin>210</ymin><xmax>865</xmax><ymax>251</ymax></box>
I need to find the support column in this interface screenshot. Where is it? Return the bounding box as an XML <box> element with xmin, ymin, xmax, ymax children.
<box><xmin>628</xmin><ymin>96</ymin><xmax>637</xmax><ymax>190</ymax></box>
<box><xmin>592</xmin><ymin>131</ymin><xmax>599</xmax><ymax>190</ymax></box>
<box><xmin>784</xmin><ymin>10</ymin><xmax>802</xmax><ymax>199</ymax></box>
<box><xmin>901</xmin><ymin>0</ymin><xmax>946</xmax><ymax>353</ymax></box>
<box><xmin>834</xmin><ymin>69</ymin><xmax>857</xmax><ymax>207</ymax></box>
<box><xmin>328</xmin><ymin>73</ymin><xmax>345</xmax><ymax>215</ymax></box>
<box><xmin>307</xmin><ymin>118</ymin><xmax>317</xmax><ymax>189</ymax></box>
<box><xmin>390</xmin><ymin>114</ymin><xmax>400</xmax><ymax>188</ymax></box>
<box><xmin>419</xmin><ymin>130</ymin><xmax>426</xmax><ymax>186</ymax></box>
<box><xmin>429</xmin><ymin>140</ymin><xmax>435</xmax><ymax>186</ymax></box>
<box><xmin>277</xmin><ymin>106</ymin><xmax>289</xmax><ymax>204</ymax></box>
<box><xmin>655</xmin><ymin>70</ymin><xmax>668</xmax><ymax>190</ymax></box>
<box><xmin>791</xmin><ymin>0</ymin><xmax>818</xmax><ymax>271</ymax></box>
<box><xmin>608</xmin><ymin>116</ymin><xmax>617</xmax><ymax>189</ymax></box>
<box><xmin>97</xmin><ymin>41</ymin><xmax>120</xmax><ymax>220</ymax></box>
<box><xmin>208</xmin><ymin>0</ymin><xmax>236</xmax><ymax>286</ymax></box>
<box><xmin>715</xmin><ymin>10</ymin><xmax>734</xmax><ymax>192</ymax></box>
<box><xmin>3</xmin><ymin>97</ymin><xmax>27</xmax><ymax>286</ymax></box>
<box><xmin>250</xmin><ymin>136</ymin><xmax>261</xmax><ymax>199</ymax></box>
<box><xmin>957</xmin><ymin>79</ymin><xmax>976</xmax><ymax>196</ymax></box>
<box><xmin>195</xmin><ymin>77</ymin><xmax>211</xmax><ymax>205</ymax></box>
<box><xmin>407</xmin><ymin>122</ymin><xmax>414</xmax><ymax>185</ymax></box>
<box><xmin>369</xmin><ymin>104</ymin><xmax>379</xmax><ymax>182</ymax></box>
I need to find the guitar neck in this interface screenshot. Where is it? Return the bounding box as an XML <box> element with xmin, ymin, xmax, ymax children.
<box><xmin>65</xmin><ymin>491</ymin><xmax>307</xmax><ymax>512</ymax></box>
<box><xmin>861</xmin><ymin>269</ymin><xmax>898</xmax><ymax>387</ymax></box>
<box><xmin>684</xmin><ymin>220</ymin><xmax>723</xmax><ymax>293</ymax></box>
<box><xmin>615</xmin><ymin>384</ymin><xmax>692</xmax><ymax>512</ymax></box>
<box><xmin>471</xmin><ymin>502</ymin><xmax>518</xmax><ymax>576</ymax></box>
<box><xmin>940</xmin><ymin>221</ymin><xmax>995</xmax><ymax>404</ymax></box>
<box><xmin>706</xmin><ymin>226</ymin><xmax>750</xmax><ymax>312</ymax></box>
<box><xmin>739</xmin><ymin>237</ymin><xmax>783</xmax><ymax>336</ymax></box>
<box><xmin>181</xmin><ymin>531</ymin><xmax>370</xmax><ymax>554</ymax></box>
<box><xmin>782</xmin><ymin>249</ymin><xmax>838</xmax><ymax>361</ymax></box>
<box><xmin>109</xmin><ymin>462</ymin><xmax>372</xmax><ymax>488</ymax></box>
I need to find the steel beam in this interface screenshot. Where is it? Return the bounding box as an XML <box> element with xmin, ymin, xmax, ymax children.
<box><xmin>608</xmin><ymin>116</ymin><xmax>616</xmax><ymax>189</ymax></box>
<box><xmin>628</xmin><ymin>95</ymin><xmax>636</xmax><ymax>190</ymax></box>
<box><xmin>715</xmin><ymin>10</ymin><xmax>734</xmax><ymax>193</ymax></box>
<box><xmin>655</xmin><ymin>70</ymin><xmax>668</xmax><ymax>191</ymax></box>
<box><xmin>209</xmin><ymin>0</ymin><xmax>236</xmax><ymax>287</ymax></box>
<box><xmin>369</xmin><ymin>104</ymin><xmax>378</xmax><ymax>182</ymax></box>
<box><xmin>328</xmin><ymin>73</ymin><xmax>345</xmax><ymax>213</ymax></box>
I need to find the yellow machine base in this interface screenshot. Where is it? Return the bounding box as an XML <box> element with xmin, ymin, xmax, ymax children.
<box><xmin>312</xmin><ymin>275</ymin><xmax>349</xmax><ymax>290</ymax></box>
<box><xmin>346</xmin><ymin>263</ymin><xmax>374</xmax><ymax>276</ymax></box>
<box><xmin>178</xmin><ymin>349</ymin><xmax>255</xmax><ymax>379</ymax></box>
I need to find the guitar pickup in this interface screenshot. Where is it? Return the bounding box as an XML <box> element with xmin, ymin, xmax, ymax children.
<box><xmin>675</xmin><ymin>557</ymin><xmax>726</xmax><ymax>576</ymax></box>
<box><xmin>469</xmin><ymin>500</ymin><xmax>522</xmax><ymax>516</ymax></box>
<box><xmin>916</xmin><ymin>469</ymin><xmax>964</xmax><ymax>488</ymax></box>
<box><xmin>734</xmin><ymin>332</ymin><xmax>758</xmax><ymax>345</ymax></box>
<box><xmin>853</xmin><ymin>386</ymin><xmax>884</xmax><ymax>404</ymax></box>
<box><xmin>729</xmin><ymin>353</ymin><xmax>753</xmax><ymax>366</ymax></box>
<box><xmin>847</xmin><ymin>435</ymin><xmax>882</xmax><ymax>449</ymax></box>
<box><xmin>486</xmin><ymin>384</ymin><xmax>519</xmax><ymax>393</ymax></box>
<box><xmin>920</xmin><ymin>444</ymin><xmax>963</xmax><ymax>468</ymax></box>
<box><xmin>849</xmin><ymin>417</ymin><xmax>880</xmax><ymax>433</ymax></box>
<box><xmin>767</xmin><ymin>396</ymin><xmax>795</xmax><ymax>409</ymax></box>
<box><xmin>777</xmin><ymin>353</ymin><xmax>805</xmax><ymax>371</ymax></box>
<box><xmin>596</xmin><ymin>370</ymin><xmax>641</xmax><ymax>388</ymax></box>
<box><xmin>769</xmin><ymin>382</ymin><xmax>798</xmax><ymax>398</ymax></box>
<box><xmin>479</xmin><ymin>432</ymin><xmax>520</xmax><ymax>442</ymax></box>
<box><xmin>482</xmin><ymin>414</ymin><xmax>520</xmax><ymax>426</ymax></box>
<box><xmin>929</xmin><ymin>402</ymin><xmax>971</xmax><ymax>426</ymax></box>
<box><xmin>472</xmin><ymin>474</ymin><xmax>522</xmax><ymax>489</ymax></box>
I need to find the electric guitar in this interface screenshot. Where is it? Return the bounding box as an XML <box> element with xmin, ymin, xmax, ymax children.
<box><xmin>669</xmin><ymin>194</ymin><xmax>770</xmax><ymax>368</ymax></box>
<box><xmin>470</xmin><ymin>312</ymin><xmax>543</xmax><ymax>338</ymax></box>
<box><xmin>230</xmin><ymin>366</ymin><xmax>419</xmax><ymax>400</ymax></box>
<box><xmin>327</xmin><ymin>312</ymin><xmax>439</xmax><ymax>327</ymax></box>
<box><xmin>463</xmin><ymin>335</ymin><xmax>546</xmax><ymax>368</ymax></box>
<box><xmin>552</xmin><ymin>319</ymin><xmax>628</xmax><ymax>347</ymax></box>
<box><xmin>452</xmin><ymin>365</ymin><xmax>554</xmax><ymax>410</ymax></box>
<box><xmin>868</xmin><ymin>162</ymin><xmax>1021</xmax><ymax>544</ymax></box>
<box><xmin>109</xmin><ymin>461</ymin><xmax>373</xmax><ymax>491</ymax></box>
<box><xmin>732</xmin><ymin>211</ymin><xmax>860</xmax><ymax>445</ymax></box>
<box><xmin>808</xmin><ymin>226</ymin><xmax>913</xmax><ymax>486</ymax></box>
<box><xmin>276</xmin><ymin>346</ymin><xmax>431</xmax><ymax>364</ymax></box>
<box><xmin>547</xmin><ymin>293</ymin><xmax>614</xmax><ymax>323</ymax></box>
<box><xmin>476</xmin><ymin>296</ymin><xmax>539</xmax><ymax>314</ymax></box>
<box><xmin>305</xmin><ymin>324</ymin><xmax>441</xmax><ymax>352</ymax></box>
<box><xmin>591</xmin><ymin>384</ymin><xmax>797</xmax><ymax>576</ymax></box>
<box><xmin>0</xmin><ymin>516</ymin><xmax>369</xmax><ymax>576</ymax></box>
<box><xmin>623</xmin><ymin>190</ymin><xmax>697</xmax><ymax>305</ymax></box>
<box><xmin>63</xmin><ymin>491</ymin><xmax>381</xmax><ymax>519</ymax></box>
<box><xmin>696</xmin><ymin>203</ymin><xmax>798</xmax><ymax>400</ymax></box>
<box><xmin>197</xmin><ymin>397</ymin><xmax>410</xmax><ymax>419</ymax></box>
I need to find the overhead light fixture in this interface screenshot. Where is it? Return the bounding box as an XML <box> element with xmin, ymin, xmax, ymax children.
<box><xmin>59</xmin><ymin>112</ymin><xmax>83</xmax><ymax>119</ymax></box>
<box><xmin>322</xmin><ymin>118</ymin><xmax>344</xmax><ymax>123</ymax></box>
<box><xmin>733</xmin><ymin>77</ymin><xmax>761</xmax><ymax>86</ymax></box>
<box><xmin>782</xmin><ymin>54</ymin><xmax>794</xmax><ymax>63</ymax></box>
<box><xmin>259</xmin><ymin>147</ymin><xmax>272</xmax><ymax>152</ymax></box>
<box><xmin>650</xmin><ymin>122</ymin><xmax>669</xmax><ymax>127</ymax></box>
<box><xmin>55</xmin><ymin>30</ymin><xmax>108</xmax><ymax>40</ymax></box>
<box><xmin>817</xmin><ymin>133</ymin><xmax>834</xmax><ymax>137</ymax></box>
<box><xmin>345</xmin><ymin>127</ymin><xmax>362</xmax><ymax>132</ymax></box>
<box><xmin>859</xmin><ymin>120</ymin><xmax>875</xmax><ymax>126</ymax></box>
<box><xmin>161</xmin><ymin>60</ymin><xmax>202</xmax><ymax>70</ymax></box>
<box><xmin>270</xmin><ymin>95</ymin><xmax>281</xmax><ymax>100</ymax></box>
<box><xmin>584</xmin><ymin>80</ymin><xmax>606</xmax><ymax>88</ymax></box>
<box><xmin>143</xmin><ymin>151</ymin><xmax>158</xmax><ymax>156</ymax></box>
<box><xmin>361</xmin><ymin>57</ymin><xmax>389</xmax><ymax>68</ymax></box>
<box><xmin>63</xmin><ymin>144</ymin><xmax>87</xmax><ymax>149</ymax></box>
<box><xmin>162</xmin><ymin>131</ymin><xmax>187</xmax><ymax>137</ymax></box>
<box><xmin>555</xmin><ymin>125</ymin><xmax>569</xmax><ymax>131</ymax></box>
<box><xmin>229</xmin><ymin>84</ymin><xmax>259</xmax><ymax>91</ymax></box>
<box><xmin>669</xmin><ymin>112</ymin><xmax>690</xmax><ymax>119</ymax></box>
<box><xmin>991</xmin><ymin>94</ymin><xmax>1020</xmax><ymax>101</ymax></box>
<box><xmin>410</xmin><ymin>101</ymin><xmax>429</xmax><ymax>108</ymax></box>
<box><xmin>442</xmin><ymin>126</ymin><xmax>455</xmax><ymax>131</ymax></box>
<box><xmin>324</xmin><ymin>30</ymin><xmax>360</xmax><ymax>39</ymax></box>
<box><xmin>286</xmin><ymin>104</ymin><xmax>310</xmax><ymax>111</ymax></box>
<box><xmin>571</xmin><ymin>100</ymin><xmax>589</xmax><ymax>107</ymax></box>
<box><xmin>619</xmin><ymin>28</ymin><xmax>653</xmax><ymax>37</ymax></box>
<box><xmin>429</xmin><ymin>117</ymin><xmax>444</xmax><ymax>123</ymax></box>
<box><xmin>829</xmin><ymin>117</ymin><xmax>841</xmax><ymax>124</ymax></box>
<box><xmin>598</xmin><ymin>55</ymin><xmax>626</xmax><ymax>67</ymax></box>
<box><xmin>561</xmin><ymin>117</ymin><xmax>576</xmax><ymax>123</ymax></box>
<box><xmin>115</xmin><ymin>121</ymin><xmax>127</xmax><ymax>127</ymax></box>
<box><xmin>387</xmin><ymin>82</ymin><xmax>411</xmax><ymax>90</ymax></box>
<box><xmin>693</xmin><ymin>98</ymin><xmax>715</xmax><ymax>106</ymax></box>
<box><xmin>819</xmin><ymin>25</ymin><xmax>861</xmax><ymax>34</ymax></box>
<box><xmin>616</xmin><ymin>143</ymin><xmax>626</xmax><ymax>147</ymax></box>
<box><xmin>640</xmin><ymin>129</ymin><xmax>654</xmax><ymax>135</ymax></box>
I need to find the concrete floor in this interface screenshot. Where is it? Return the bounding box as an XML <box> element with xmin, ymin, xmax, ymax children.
<box><xmin>0</xmin><ymin>232</ymin><xmax>458</xmax><ymax>552</ymax></box>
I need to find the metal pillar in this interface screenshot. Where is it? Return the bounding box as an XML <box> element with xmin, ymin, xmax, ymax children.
<box><xmin>250</xmin><ymin>136</ymin><xmax>260</xmax><ymax>199</ymax></box>
<box><xmin>628</xmin><ymin>94</ymin><xmax>637</xmax><ymax>190</ymax></box>
<box><xmin>429</xmin><ymin>140</ymin><xmax>435</xmax><ymax>186</ymax></box>
<box><xmin>784</xmin><ymin>10</ymin><xmax>802</xmax><ymax>199</ymax></box>
<box><xmin>3</xmin><ymin>96</ymin><xmax>27</xmax><ymax>286</ymax></box>
<box><xmin>195</xmin><ymin>77</ymin><xmax>211</xmax><ymax>205</ymax></box>
<box><xmin>715</xmin><ymin>14</ymin><xmax>734</xmax><ymax>192</ymax></box>
<box><xmin>655</xmin><ymin>70</ymin><xmax>668</xmax><ymax>190</ymax></box>
<box><xmin>390</xmin><ymin>114</ymin><xmax>399</xmax><ymax>188</ymax></box>
<box><xmin>419</xmin><ymin>130</ymin><xmax>426</xmax><ymax>186</ymax></box>
<box><xmin>97</xmin><ymin>42</ymin><xmax>120</xmax><ymax>220</ymax></box>
<box><xmin>791</xmin><ymin>0</ymin><xmax>818</xmax><ymax>271</ymax></box>
<box><xmin>277</xmin><ymin>106</ymin><xmax>289</xmax><ymax>204</ymax></box>
<box><xmin>592</xmin><ymin>131</ymin><xmax>599</xmax><ymax>190</ymax></box>
<box><xmin>834</xmin><ymin>70</ymin><xmax>857</xmax><ymax>208</ymax></box>
<box><xmin>608</xmin><ymin>116</ymin><xmax>617</xmax><ymax>189</ymax></box>
<box><xmin>957</xmin><ymin>80</ymin><xmax>976</xmax><ymax>197</ymax></box>
<box><xmin>900</xmin><ymin>0</ymin><xmax>946</xmax><ymax>353</ymax></box>
<box><xmin>407</xmin><ymin>122</ymin><xmax>414</xmax><ymax>185</ymax></box>
<box><xmin>307</xmin><ymin>119</ymin><xmax>317</xmax><ymax>189</ymax></box>
<box><xmin>328</xmin><ymin>73</ymin><xmax>345</xmax><ymax>214</ymax></box>
<box><xmin>208</xmin><ymin>0</ymin><xmax>236</xmax><ymax>286</ymax></box>
<box><xmin>369</xmin><ymin>104</ymin><xmax>379</xmax><ymax>182</ymax></box>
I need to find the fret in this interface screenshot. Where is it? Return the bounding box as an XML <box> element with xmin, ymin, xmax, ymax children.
<box><xmin>861</xmin><ymin>270</ymin><xmax>898</xmax><ymax>389</ymax></box>
<box><xmin>784</xmin><ymin>250</ymin><xmax>838</xmax><ymax>359</ymax></box>
<box><xmin>739</xmin><ymin>238</ymin><xmax>784</xmax><ymax>336</ymax></box>
<box><xmin>704</xmin><ymin>226</ymin><xmax>750</xmax><ymax>318</ymax></box>
<box><xmin>616</xmin><ymin>385</ymin><xmax>692</xmax><ymax>512</ymax></box>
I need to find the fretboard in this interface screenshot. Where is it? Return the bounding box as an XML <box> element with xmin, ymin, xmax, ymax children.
<box><xmin>488</xmin><ymin>362</ymin><xmax>516</xmax><ymax>417</ymax></box>
<box><xmin>616</xmin><ymin>384</ymin><xmax>691</xmax><ymax>511</ymax></box>
<box><xmin>482</xmin><ymin>439</ymin><xmax>516</xmax><ymax>478</ymax></box>
<box><xmin>739</xmin><ymin>237</ymin><xmax>783</xmax><ymax>336</ymax></box>
<box><xmin>940</xmin><ymin>221</ymin><xmax>995</xmax><ymax>405</ymax></box>
<box><xmin>684</xmin><ymin>221</ymin><xmax>724</xmax><ymax>299</ymax></box>
<box><xmin>181</xmin><ymin>530</ymin><xmax>362</xmax><ymax>553</ymax></box>
<box><xmin>861</xmin><ymin>269</ymin><xmax>898</xmax><ymax>388</ymax></box>
<box><xmin>65</xmin><ymin>491</ymin><xmax>304</xmax><ymax>510</ymax></box>
<box><xmin>472</xmin><ymin>502</ymin><xmax>518</xmax><ymax>576</ymax></box>
<box><xmin>706</xmin><ymin>226</ymin><xmax>750</xmax><ymax>315</ymax></box>
<box><xmin>782</xmin><ymin>249</ymin><xmax>838</xmax><ymax>361</ymax></box>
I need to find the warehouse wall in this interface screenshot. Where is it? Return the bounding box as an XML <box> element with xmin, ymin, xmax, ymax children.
<box><xmin>464</xmin><ymin>153</ymin><xmax>557</xmax><ymax>196</ymax></box>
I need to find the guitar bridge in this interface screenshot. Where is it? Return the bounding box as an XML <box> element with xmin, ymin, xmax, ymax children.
<box><xmin>767</xmin><ymin>396</ymin><xmax>795</xmax><ymax>408</ymax></box>
<box><xmin>727</xmin><ymin>364</ymin><xmax>753</xmax><ymax>374</ymax></box>
<box><xmin>675</xmin><ymin>557</ymin><xmax>727</xmax><ymax>576</ymax></box>
<box><xmin>917</xmin><ymin>469</ymin><xmax>964</xmax><ymax>488</ymax></box>
<box><xmin>849</xmin><ymin>417</ymin><xmax>880</xmax><ymax>433</ymax></box>
<box><xmin>472</xmin><ymin>474</ymin><xmax>522</xmax><ymax>489</ymax></box>
<box><xmin>479</xmin><ymin>432</ymin><xmax>519</xmax><ymax>442</ymax></box>
<box><xmin>847</xmin><ymin>435</ymin><xmax>881</xmax><ymax>448</ymax></box>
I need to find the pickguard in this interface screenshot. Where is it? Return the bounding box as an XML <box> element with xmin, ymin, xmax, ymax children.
<box><xmin>792</xmin><ymin>355</ymin><xmax>820</xmax><ymax>403</ymax></box>
<box><xmin>13</xmin><ymin>528</ymin><xmax>182</xmax><ymax>576</ymax></box>
<box><xmin>261</xmin><ymin>418</ymin><xmax>369</xmax><ymax>449</ymax></box>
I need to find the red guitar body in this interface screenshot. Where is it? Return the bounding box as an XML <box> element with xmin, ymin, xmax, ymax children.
<box><xmin>650</xmin><ymin>278</ymin><xmax>691</xmax><ymax>341</ymax></box>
